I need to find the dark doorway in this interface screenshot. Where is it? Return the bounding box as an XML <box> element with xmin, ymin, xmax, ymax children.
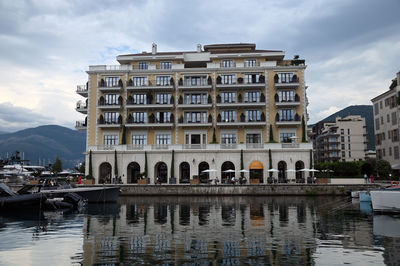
<box><xmin>127</xmin><ymin>162</ymin><xmax>140</xmax><ymax>183</ymax></box>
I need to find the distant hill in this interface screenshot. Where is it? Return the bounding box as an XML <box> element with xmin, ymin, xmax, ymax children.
<box><xmin>316</xmin><ymin>105</ymin><xmax>375</xmax><ymax>150</ymax></box>
<box><xmin>0</xmin><ymin>125</ymin><xmax>86</xmax><ymax>169</ymax></box>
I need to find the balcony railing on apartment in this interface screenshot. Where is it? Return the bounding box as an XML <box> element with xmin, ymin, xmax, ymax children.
<box><xmin>216</xmin><ymin>94</ymin><xmax>265</xmax><ymax>105</ymax></box>
<box><xmin>126</xmin><ymin>78</ymin><xmax>174</xmax><ymax>90</ymax></box>
<box><xmin>98</xmin><ymin>97</ymin><xmax>122</xmax><ymax>109</ymax></box>
<box><xmin>217</xmin><ymin>113</ymin><xmax>266</xmax><ymax>123</ymax></box>
<box><xmin>274</xmin><ymin>75</ymin><xmax>300</xmax><ymax>88</ymax></box>
<box><xmin>98</xmin><ymin>79</ymin><xmax>123</xmax><ymax>90</ymax></box>
<box><xmin>89</xmin><ymin>142</ymin><xmax>312</xmax><ymax>151</ymax></box>
<box><xmin>76</xmin><ymin>84</ymin><xmax>88</xmax><ymax>96</ymax></box>
<box><xmin>89</xmin><ymin>65</ymin><xmax>133</xmax><ymax>71</ymax></box>
<box><xmin>178</xmin><ymin>115</ymin><xmax>212</xmax><ymax>126</ymax></box>
<box><xmin>274</xmin><ymin>94</ymin><xmax>300</xmax><ymax>106</ymax></box>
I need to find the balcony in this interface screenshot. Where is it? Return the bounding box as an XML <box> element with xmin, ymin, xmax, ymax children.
<box><xmin>178</xmin><ymin>79</ymin><xmax>212</xmax><ymax>90</ymax></box>
<box><xmin>178</xmin><ymin>98</ymin><xmax>212</xmax><ymax>109</ymax></box>
<box><xmin>126</xmin><ymin>114</ymin><xmax>174</xmax><ymax>128</ymax></box>
<box><xmin>98</xmin><ymin>79</ymin><xmax>123</xmax><ymax>92</ymax></box>
<box><xmin>216</xmin><ymin>94</ymin><xmax>266</xmax><ymax>108</ymax></box>
<box><xmin>274</xmin><ymin>94</ymin><xmax>300</xmax><ymax>107</ymax></box>
<box><xmin>97</xmin><ymin>115</ymin><xmax>122</xmax><ymax>128</ymax></box>
<box><xmin>126</xmin><ymin>102</ymin><xmax>174</xmax><ymax>110</ymax></box>
<box><xmin>178</xmin><ymin>116</ymin><xmax>212</xmax><ymax>127</ymax></box>
<box><xmin>76</xmin><ymin>101</ymin><xmax>87</xmax><ymax>114</ymax></box>
<box><xmin>126</xmin><ymin>79</ymin><xmax>174</xmax><ymax>91</ymax></box>
<box><xmin>275</xmin><ymin>117</ymin><xmax>301</xmax><ymax>127</ymax></box>
<box><xmin>217</xmin><ymin>113</ymin><xmax>265</xmax><ymax>127</ymax></box>
<box><xmin>274</xmin><ymin>76</ymin><xmax>300</xmax><ymax>89</ymax></box>
<box><xmin>89</xmin><ymin>65</ymin><xmax>133</xmax><ymax>71</ymax></box>
<box><xmin>97</xmin><ymin>96</ymin><xmax>122</xmax><ymax>110</ymax></box>
<box><xmin>75</xmin><ymin>120</ymin><xmax>87</xmax><ymax>131</ymax></box>
<box><xmin>76</xmin><ymin>85</ymin><xmax>88</xmax><ymax>97</ymax></box>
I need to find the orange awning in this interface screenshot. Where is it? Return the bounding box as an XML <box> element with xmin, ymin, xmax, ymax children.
<box><xmin>249</xmin><ymin>161</ymin><xmax>263</xmax><ymax>170</ymax></box>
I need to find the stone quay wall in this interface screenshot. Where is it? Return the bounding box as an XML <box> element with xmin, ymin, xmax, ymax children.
<box><xmin>96</xmin><ymin>184</ymin><xmax>382</xmax><ymax>196</ymax></box>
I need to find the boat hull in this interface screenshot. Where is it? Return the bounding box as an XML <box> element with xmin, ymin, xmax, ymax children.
<box><xmin>359</xmin><ymin>191</ymin><xmax>371</xmax><ymax>202</ymax></box>
<box><xmin>42</xmin><ymin>186</ymin><xmax>120</xmax><ymax>203</ymax></box>
<box><xmin>370</xmin><ymin>190</ymin><xmax>400</xmax><ymax>212</ymax></box>
<box><xmin>0</xmin><ymin>194</ymin><xmax>47</xmax><ymax>211</ymax></box>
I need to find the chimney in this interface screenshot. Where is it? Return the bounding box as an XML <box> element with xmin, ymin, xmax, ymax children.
<box><xmin>152</xmin><ymin>43</ymin><xmax>157</xmax><ymax>54</ymax></box>
<box><xmin>197</xmin><ymin>44</ymin><xmax>202</xmax><ymax>53</ymax></box>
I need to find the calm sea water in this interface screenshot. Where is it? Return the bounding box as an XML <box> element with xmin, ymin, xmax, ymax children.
<box><xmin>0</xmin><ymin>196</ymin><xmax>400</xmax><ymax>265</ymax></box>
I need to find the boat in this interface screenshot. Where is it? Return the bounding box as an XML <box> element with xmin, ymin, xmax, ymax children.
<box><xmin>370</xmin><ymin>187</ymin><xmax>400</xmax><ymax>213</ymax></box>
<box><xmin>351</xmin><ymin>191</ymin><xmax>360</xmax><ymax>198</ymax></box>
<box><xmin>0</xmin><ymin>183</ymin><xmax>47</xmax><ymax>211</ymax></box>
<box><xmin>359</xmin><ymin>191</ymin><xmax>371</xmax><ymax>202</ymax></box>
<box><xmin>18</xmin><ymin>177</ymin><xmax>120</xmax><ymax>203</ymax></box>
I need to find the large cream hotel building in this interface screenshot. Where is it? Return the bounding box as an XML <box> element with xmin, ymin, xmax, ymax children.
<box><xmin>75</xmin><ymin>43</ymin><xmax>312</xmax><ymax>184</ymax></box>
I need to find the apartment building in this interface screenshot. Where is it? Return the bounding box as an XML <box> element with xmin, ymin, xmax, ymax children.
<box><xmin>313</xmin><ymin>115</ymin><xmax>367</xmax><ymax>163</ymax></box>
<box><xmin>371</xmin><ymin>72</ymin><xmax>400</xmax><ymax>170</ymax></box>
<box><xmin>75</xmin><ymin>43</ymin><xmax>312</xmax><ymax>184</ymax></box>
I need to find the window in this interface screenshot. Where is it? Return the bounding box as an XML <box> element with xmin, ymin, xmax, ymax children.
<box><xmin>374</xmin><ymin>103</ymin><xmax>379</xmax><ymax>115</ymax></box>
<box><xmin>383</xmin><ymin>148</ymin><xmax>386</xmax><ymax>157</ymax></box>
<box><xmin>279</xmin><ymin>109</ymin><xmax>295</xmax><ymax>121</ymax></box>
<box><xmin>221</xmin><ymin>60</ymin><xmax>234</xmax><ymax>68</ymax></box>
<box><xmin>280</xmin><ymin>133</ymin><xmax>295</xmax><ymax>143</ymax></box>
<box><xmin>104</xmin><ymin>112</ymin><xmax>119</xmax><ymax>124</ymax></box>
<box><xmin>244</xmin><ymin>91</ymin><xmax>260</xmax><ymax>103</ymax></box>
<box><xmin>246</xmin><ymin>133</ymin><xmax>261</xmax><ymax>144</ymax></box>
<box><xmin>221</xmin><ymin>74</ymin><xmax>236</xmax><ymax>84</ymax></box>
<box><xmin>156</xmin><ymin>76</ymin><xmax>170</xmax><ymax>86</ymax></box>
<box><xmin>278</xmin><ymin>90</ymin><xmax>295</xmax><ymax>102</ymax></box>
<box><xmin>185</xmin><ymin>133</ymin><xmax>207</xmax><ymax>145</ymax></box>
<box><xmin>131</xmin><ymin>94</ymin><xmax>146</xmax><ymax>104</ymax></box>
<box><xmin>160</xmin><ymin>62</ymin><xmax>172</xmax><ymax>69</ymax></box>
<box><xmin>348</xmin><ymin>136</ymin><xmax>350</xmax><ymax>142</ymax></box>
<box><xmin>244</xmin><ymin>74</ymin><xmax>260</xmax><ymax>84</ymax></box>
<box><xmin>156</xmin><ymin>111</ymin><xmax>171</xmax><ymax>123</ymax></box>
<box><xmin>184</xmin><ymin>76</ymin><xmax>208</xmax><ymax>86</ymax></box>
<box><xmin>341</xmin><ymin>144</ymin><xmax>345</xmax><ymax>150</ymax></box>
<box><xmin>278</xmin><ymin>73</ymin><xmax>294</xmax><ymax>83</ymax></box>
<box><xmin>221</xmin><ymin>133</ymin><xmax>237</xmax><ymax>144</ymax></box>
<box><xmin>348</xmin><ymin>143</ymin><xmax>351</xmax><ymax>149</ymax></box>
<box><xmin>156</xmin><ymin>93</ymin><xmax>171</xmax><ymax>104</ymax></box>
<box><xmin>245</xmin><ymin>110</ymin><xmax>261</xmax><ymax>122</ymax></box>
<box><xmin>392</xmin><ymin>112</ymin><xmax>397</xmax><ymax>125</ymax></box>
<box><xmin>375</xmin><ymin>118</ymin><xmax>380</xmax><ymax>130</ymax></box>
<box><xmin>341</xmin><ymin>129</ymin><xmax>344</xmax><ymax>134</ymax></box>
<box><xmin>342</xmin><ymin>151</ymin><xmax>345</xmax><ymax>157</ymax></box>
<box><xmin>184</xmin><ymin>112</ymin><xmax>207</xmax><ymax>123</ymax></box>
<box><xmin>341</xmin><ymin>136</ymin><xmax>344</xmax><ymax>142</ymax></box>
<box><xmin>394</xmin><ymin>147</ymin><xmax>399</xmax><ymax>159</ymax></box>
<box><xmin>387</xmin><ymin>114</ymin><xmax>390</xmax><ymax>123</ymax></box>
<box><xmin>348</xmin><ymin>151</ymin><xmax>351</xmax><ymax>158</ymax></box>
<box><xmin>347</xmin><ymin>129</ymin><xmax>350</xmax><ymax>135</ymax></box>
<box><xmin>138</xmin><ymin>62</ymin><xmax>148</xmax><ymax>70</ymax></box>
<box><xmin>393</xmin><ymin>129</ymin><xmax>399</xmax><ymax>142</ymax></box>
<box><xmin>131</xmin><ymin>112</ymin><xmax>147</xmax><ymax>123</ymax></box>
<box><xmin>389</xmin><ymin>147</ymin><xmax>392</xmax><ymax>156</ymax></box>
<box><xmin>184</xmin><ymin>93</ymin><xmax>207</xmax><ymax>104</ymax></box>
<box><xmin>132</xmin><ymin>77</ymin><xmax>148</xmax><ymax>86</ymax></box>
<box><xmin>221</xmin><ymin>92</ymin><xmax>236</xmax><ymax>103</ymax></box>
<box><xmin>132</xmin><ymin>135</ymin><xmax>147</xmax><ymax>145</ymax></box>
<box><xmin>104</xmin><ymin>134</ymin><xmax>118</xmax><ymax>145</ymax></box>
<box><xmin>105</xmin><ymin>77</ymin><xmax>119</xmax><ymax>87</ymax></box>
<box><xmin>104</xmin><ymin>94</ymin><xmax>119</xmax><ymax>105</ymax></box>
<box><xmin>221</xmin><ymin>110</ymin><xmax>237</xmax><ymax>122</ymax></box>
<box><xmin>245</xmin><ymin>59</ymin><xmax>257</xmax><ymax>67</ymax></box>
<box><xmin>156</xmin><ymin>134</ymin><xmax>171</xmax><ymax>144</ymax></box>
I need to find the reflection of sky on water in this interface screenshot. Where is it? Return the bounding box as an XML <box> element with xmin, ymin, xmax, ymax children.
<box><xmin>1</xmin><ymin>197</ymin><xmax>400</xmax><ymax>265</ymax></box>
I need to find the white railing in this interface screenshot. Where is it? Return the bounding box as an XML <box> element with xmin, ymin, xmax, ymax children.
<box><xmin>89</xmin><ymin>65</ymin><xmax>133</xmax><ymax>71</ymax></box>
<box><xmin>76</xmin><ymin>85</ymin><xmax>87</xmax><ymax>92</ymax></box>
<box><xmin>75</xmin><ymin>121</ymin><xmax>86</xmax><ymax>127</ymax></box>
<box><xmin>87</xmin><ymin>142</ymin><xmax>312</xmax><ymax>151</ymax></box>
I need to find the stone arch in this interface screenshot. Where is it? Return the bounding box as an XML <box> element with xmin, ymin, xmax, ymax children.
<box><xmin>155</xmin><ymin>162</ymin><xmax>168</xmax><ymax>183</ymax></box>
<box><xmin>295</xmin><ymin>161</ymin><xmax>305</xmax><ymax>183</ymax></box>
<box><xmin>127</xmin><ymin>162</ymin><xmax>140</xmax><ymax>184</ymax></box>
<box><xmin>179</xmin><ymin>162</ymin><xmax>190</xmax><ymax>184</ymax></box>
<box><xmin>249</xmin><ymin>161</ymin><xmax>264</xmax><ymax>184</ymax></box>
<box><xmin>278</xmin><ymin>161</ymin><xmax>287</xmax><ymax>183</ymax></box>
<box><xmin>221</xmin><ymin>161</ymin><xmax>235</xmax><ymax>183</ymax></box>
<box><xmin>198</xmin><ymin>161</ymin><xmax>210</xmax><ymax>183</ymax></box>
<box><xmin>99</xmin><ymin>162</ymin><xmax>112</xmax><ymax>184</ymax></box>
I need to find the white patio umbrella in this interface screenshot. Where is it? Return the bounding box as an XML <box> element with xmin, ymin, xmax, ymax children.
<box><xmin>286</xmin><ymin>169</ymin><xmax>297</xmax><ymax>172</ymax></box>
<box><xmin>299</xmin><ymin>168</ymin><xmax>310</xmax><ymax>172</ymax></box>
<box><xmin>267</xmin><ymin>168</ymin><xmax>279</xmax><ymax>172</ymax></box>
<box><xmin>239</xmin><ymin>169</ymin><xmax>249</xmax><ymax>173</ymax></box>
<box><xmin>223</xmin><ymin>169</ymin><xmax>236</xmax><ymax>180</ymax></box>
<box><xmin>202</xmin><ymin>169</ymin><xmax>217</xmax><ymax>180</ymax></box>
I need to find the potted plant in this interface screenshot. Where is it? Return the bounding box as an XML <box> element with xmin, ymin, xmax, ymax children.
<box><xmin>237</xmin><ymin>77</ymin><xmax>243</xmax><ymax>84</ymax></box>
<box><xmin>84</xmin><ymin>175</ymin><xmax>95</xmax><ymax>184</ymax></box>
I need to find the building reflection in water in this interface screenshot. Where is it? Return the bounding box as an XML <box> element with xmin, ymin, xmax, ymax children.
<box><xmin>81</xmin><ymin>196</ymin><xmax>387</xmax><ymax>265</ymax></box>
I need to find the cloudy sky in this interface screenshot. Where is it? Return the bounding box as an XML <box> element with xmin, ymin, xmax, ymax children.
<box><xmin>0</xmin><ymin>0</ymin><xmax>399</xmax><ymax>132</ymax></box>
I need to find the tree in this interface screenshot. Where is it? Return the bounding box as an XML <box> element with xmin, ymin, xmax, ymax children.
<box><xmin>301</xmin><ymin>116</ymin><xmax>306</xmax><ymax>142</ymax></box>
<box><xmin>52</xmin><ymin>157</ymin><xmax>62</xmax><ymax>173</ymax></box>
<box><xmin>144</xmin><ymin>151</ymin><xmax>148</xmax><ymax>177</ymax></box>
<box><xmin>89</xmin><ymin>150</ymin><xmax>93</xmax><ymax>177</ymax></box>
<box><xmin>114</xmin><ymin>150</ymin><xmax>118</xmax><ymax>176</ymax></box>
<box><xmin>376</xmin><ymin>160</ymin><xmax>391</xmax><ymax>179</ymax></box>
<box><xmin>269</xmin><ymin>124</ymin><xmax>274</xmax><ymax>142</ymax></box>
<box><xmin>170</xmin><ymin>150</ymin><xmax>175</xmax><ymax>179</ymax></box>
<box><xmin>269</xmin><ymin>149</ymin><xmax>273</xmax><ymax>178</ymax></box>
<box><xmin>240</xmin><ymin>149</ymin><xmax>244</xmax><ymax>178</ymax></box>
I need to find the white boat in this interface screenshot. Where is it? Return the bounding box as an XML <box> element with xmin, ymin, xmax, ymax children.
<box><xmin>370</xmin><ymin>189</ymin><xmax>400</xmax><ymax>212</ymax></box>
<box><xmin>359</xmin><ymin>191</ymin><xmax>371</xmax><ymax>202</ymax></box>
<box><xmin>351</xmin><ymin>191</ymin><xmax>360</xmax><ymax>198</ymax></box>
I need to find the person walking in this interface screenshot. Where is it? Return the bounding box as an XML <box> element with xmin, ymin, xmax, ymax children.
<box><xmin>364</xmin><ymin>174</ymin><xmax>367</xmax><ymax>184</ymax></box>
<box><xmin>369</xmin><ymin>174</ymin><xmax>374</xmax><ymax>183</ymax></box>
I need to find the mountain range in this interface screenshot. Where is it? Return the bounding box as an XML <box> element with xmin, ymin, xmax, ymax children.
<box><xmin>0</xmin><ymin>125</ymin><xmax>86</xmax><ymax>169</ymax></box>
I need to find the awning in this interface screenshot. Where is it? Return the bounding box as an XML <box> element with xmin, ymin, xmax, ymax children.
<box><xmin>392</xmin><ymin>164</ymin><xmax>400</xmax><ymax>170</ymax></box>
<box><xmin>250</xmin><ymin>161</ymin><xmax>264</xmax><ymax>170</ymax></box>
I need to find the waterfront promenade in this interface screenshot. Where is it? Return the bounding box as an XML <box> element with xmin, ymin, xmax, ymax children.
<box><xmin>83</xmin><ymin>183</ymin><xmax>382</xmax><ymax>196</ymax></box>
